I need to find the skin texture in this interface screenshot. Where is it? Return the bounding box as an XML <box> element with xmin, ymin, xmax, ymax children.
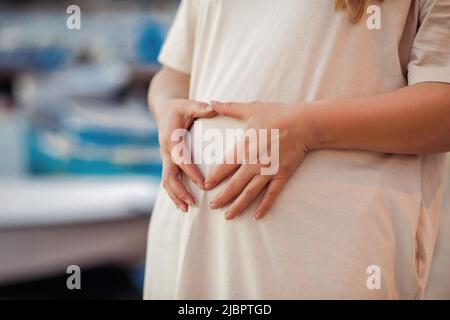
<box><xmin>150</xmin><ymin>67</ymin><xmax>450</xmax><ymax>219</ymax></box>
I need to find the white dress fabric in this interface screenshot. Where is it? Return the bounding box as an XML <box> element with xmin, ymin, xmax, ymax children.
<box><xmin>144</xmin><ymin>0</ymin><xmax>450</xmax><ymax>299</ymax></box>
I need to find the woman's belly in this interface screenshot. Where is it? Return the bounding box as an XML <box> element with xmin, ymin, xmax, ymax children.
<box><xmin>146</xmin><ymin>116</ymin><xmax>423</xmax><ymax>299</ymax></box>
<box><xmin>186</xmin><ymin>116</ymin><xmax>423</xmax><ymax>222</ymax></box>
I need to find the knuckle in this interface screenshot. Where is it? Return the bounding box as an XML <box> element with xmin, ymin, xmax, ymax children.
<box><xmin>227</xmin><ymin>181</ymin><xmax>237</xmax><ymax>190</ymax></box>
<box><xmin>244</xmin><ymin>189</ymin><xmax>256</xmax><ymax>198</ymax></box>
<box><xmin>178</xmin><ymin>190</ymin><xmax>188</xmax><ymax>199</ymax></box>
<box><xmin>266</xmin><ymin>191</ymin><xmax>277</xmax><ymax>199</ymax></box>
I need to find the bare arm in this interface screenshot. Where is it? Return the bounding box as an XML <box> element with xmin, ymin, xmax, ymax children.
<box><xmin>306</xmin><ymin>83</ymin><xmax>450</xmax><ymax>155</ymax></box>
<box><xmin>148</xmin><ymin>67</ymin><xmax>190</xmax><ymax>122</ymax></box>
<box><xmin>206</xmin><ymin>82</ymin><xmax>450</xmax><ymax>220</ymax></box>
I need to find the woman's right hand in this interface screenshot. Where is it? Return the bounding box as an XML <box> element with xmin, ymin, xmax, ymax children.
<box><xmin>156</xmin><ymin>99</ymin><xmax>216</xmax><ymax>212</ymax></box>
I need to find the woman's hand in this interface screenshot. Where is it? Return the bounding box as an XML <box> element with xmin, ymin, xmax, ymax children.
<box><xmin>205</xmin><ymin>101</ymin><xmax>316</xmax><ymax>220</ymax></box>
<box><xmin>157</xmin><ymin>99</ymin><xmax>216</xmax><ymax>212</ymax></box>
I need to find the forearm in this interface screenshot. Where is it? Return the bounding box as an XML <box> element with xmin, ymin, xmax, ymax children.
<box><xmin>148</xmin><ymin>67</ymin><xmax>190</xmax><ymax>122</ymax></box>
<box><xmin>304</xmin><ymin>83</ymin><xmax>450</xmax><ymax>155</ymax></box>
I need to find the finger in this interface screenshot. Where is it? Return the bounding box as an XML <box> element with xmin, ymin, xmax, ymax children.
<box><xmin>178</xmin><ymin>162</ymin><xmax>206</xmax><ymax>190</ymax></box>
<box><xmin>163</xmin><ymin>172</ymin><xmax>188</xmax><ymax>213</ymax></box>
<box><xmin>165</xmin><ymin>187</ymin><xmax>188</xmax><ymax>213</ymax></box>
<box><xmin>188</xmin><ymin>101</ymin><xmax>216</xmax><ymax>118</ymax></box>
<box><xmin>224</xmin><ymin>175</ymin><xmax>270</xmax><ymax>220</ymax></box>
<box><xmin>254</xmin><ymin>178</ymin><xmax>287</xmax><ymax>219</ymax></box>
<box><xmin>210</xmin><ymin>101</ymin><xmax>248</xmax><ymax>119</ymax></box>
<box><xmin>210</xmin><ymin>164</ymin><xmax>259</xmax><ymax>209</ymax></box>
<box><xmin>204</xmin><ymin>137</ymin><xmax>246</xmax><ymax>190</ymax></box>
<box><xmin>204</xmin><ymin>163</ymin><xmax>240</xmax><ymax>191</ymax></box>
<box><xmin>162</xmin><ymin>156</ymin><xmax>195</xmax><ymax>209</ymax></box>
<box><xmin>169</xmin><ymin>137</ymin><xmax>205</xmax><ymax>190</ymax></box>
<box><xmin>167</xmin><ymin>172</ymin><xmax>195</xmax><ymax>207</ymax></box>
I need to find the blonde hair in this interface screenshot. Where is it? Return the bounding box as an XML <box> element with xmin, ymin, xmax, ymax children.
<box><xmin>335</xmin><ymin>0</ymin><xmax>383</xmax><ymax>23</ymax></box>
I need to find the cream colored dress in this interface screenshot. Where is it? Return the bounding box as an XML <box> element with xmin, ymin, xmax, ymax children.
<box><xmin>144</xmin><ymin>0</ymin><xmax>450</xmax><ymax>299</ymax></box>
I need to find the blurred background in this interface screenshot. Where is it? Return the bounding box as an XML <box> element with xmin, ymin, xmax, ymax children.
<box><xmin>0</xmin><ymin>0</ymin><xmax>178</xmax><ymax>299</ymax></box>
<box><xmin>0</xmin><ymin>0</ymin><xmax>449</xmax><ymax>300</ymax></box>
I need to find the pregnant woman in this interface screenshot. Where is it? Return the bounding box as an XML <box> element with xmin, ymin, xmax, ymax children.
<box><xmin>144</xmin><ymin>0</ymin><xmax>450</xmax><ymax>299</ymax></box>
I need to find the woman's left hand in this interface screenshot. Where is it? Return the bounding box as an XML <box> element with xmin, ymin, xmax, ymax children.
<box><xmin>205</xmin><ymin>101</ymin><xmax>316</xmax><ymax>220</ymax></box>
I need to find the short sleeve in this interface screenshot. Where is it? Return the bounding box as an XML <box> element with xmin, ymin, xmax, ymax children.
<box><xmin>407</xmin><ymin>0</ymin><xmax>450</xmax><ymax>85</ymax></box>
<box><xmin>158</xmin><ymin>0</ymin><xmax>199</xmax><ymax>74</ymax></box>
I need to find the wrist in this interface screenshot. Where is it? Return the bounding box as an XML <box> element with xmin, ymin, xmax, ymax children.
<box><xmin>291</xmin><ymin>102</ymin><xmax>326</xmax><ymax>151</ymax></box>
<box><xmin>154</xmin><ymin>98</ymin><xmax>189</xmax><ymax>128</ymax></box>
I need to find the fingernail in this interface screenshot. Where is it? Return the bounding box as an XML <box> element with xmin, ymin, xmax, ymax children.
<box><xmin>225</xmin><ymin>212</ymin><xmax>233</xmax><ymax>220</ymax></box>
<box><xmin>206</xmin><ymin>105</ymin><xmax>213</xmax><ymax>112</ymax></box>
<box><xmin>178</xmin><ymin>205</ymin><xmax>187</xmax><ymax>212</ymax></box>
<box><xmin>185</xmin><ymin>198</ymin><xmax>194</xmax><ymax>206</ymax></box>
<box><xmin>210</xmin><ymin>201</ymin><xmax>218</xmax><ymax>209</ymax></box>
<box><xmin>254</xmin><ymin>211</ymin><xmax>262</xmax><ymax>220</ymax></box>
<box><xmin>204</xmin><ymin>181</ymin><xmax>213</xmax><ymax>190</ymax></box>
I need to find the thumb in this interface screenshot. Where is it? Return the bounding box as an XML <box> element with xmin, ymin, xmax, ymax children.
<box><xmin>188</xmin><ymin>101</ymin><xmax>216</xmax><ymax>118</ymax></box>
<box><xmin>210</xmin><ymin>101</ymin><xmax>248</xmax><ymax>119</ymax></box>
